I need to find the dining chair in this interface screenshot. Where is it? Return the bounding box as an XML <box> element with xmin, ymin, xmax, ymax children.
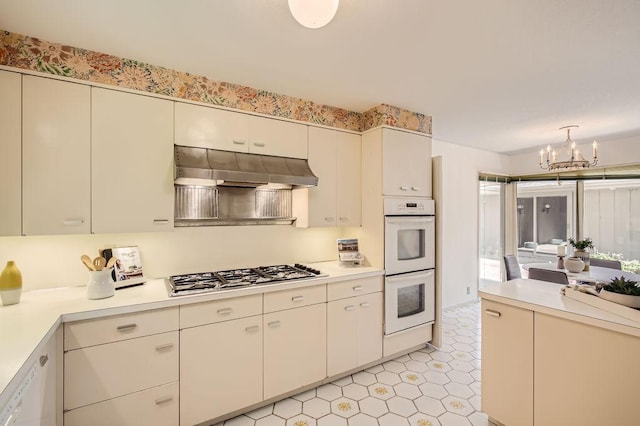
<box><xmin>527</xmin><ymin>267</ymin><xmax>569</xmax><ymax>284</ymax></box>
<box><xmin>589</xmin><ymin>258</ymin><xmax>622</xmax><ymax>270</ymax></box>
<box><xmin>503</xmin><ymin>255</ymin><xmax>522</xmax><ymax>281</ymax></box>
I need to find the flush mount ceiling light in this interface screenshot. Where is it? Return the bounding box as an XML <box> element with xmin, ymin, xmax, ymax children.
<box><xmin>539</xmin><ymin>125</ymin><xmax>599</xmax><ymax>171</ymax></box>
<box><xmin>288</xmin><ymin>0</ymin><xmax>339</xmax><ymax>29</ymax></box>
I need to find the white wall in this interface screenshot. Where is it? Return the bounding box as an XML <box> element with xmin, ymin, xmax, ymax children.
<box><xmin>0</xmin><ymin>226</ymin><xmax>342</xmax><ymax>291</ymax></box>
<box><xmin>507</xmin><ymin>134</ymin><xmax>640</xmax><ymax>175</ymax></box>
<box><xmin>432</xmin><ymin>140</ymin><xmax>510</xmax><ymax>308</ymax></box>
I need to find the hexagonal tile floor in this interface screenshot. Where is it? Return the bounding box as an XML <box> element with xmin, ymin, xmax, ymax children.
<box><xmin>215</xmin><ymin>303</ymin><xmax>487</xmax><ymax>426</ymax></box>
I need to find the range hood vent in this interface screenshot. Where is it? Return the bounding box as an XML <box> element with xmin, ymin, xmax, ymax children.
<box><xmin>174</xmin><ymin>145</ymin><xmax>318</xmax><ymax>188</ymax></box>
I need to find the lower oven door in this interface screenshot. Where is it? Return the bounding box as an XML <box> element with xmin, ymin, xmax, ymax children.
<box><xmin>385</xmin><ymin>269</ymin><xmax>435</xmax><ymax>335</ymax></box>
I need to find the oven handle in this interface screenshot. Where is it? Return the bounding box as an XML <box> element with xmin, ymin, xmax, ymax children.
<box><xmin>385</xmin><ymin>217</ymin><xmax>434</xmax><ymax>224</ymax></box>
<box><xmin>386</xmin><ymin>270</ymin><xmax>433</xmax><ymax>284</ymax></box>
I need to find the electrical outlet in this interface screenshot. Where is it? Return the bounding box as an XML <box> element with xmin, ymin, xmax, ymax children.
<box><xmin>466</xmin><ymin>286</ymin><xmax>470</xmax><ymax>295</ymax></box>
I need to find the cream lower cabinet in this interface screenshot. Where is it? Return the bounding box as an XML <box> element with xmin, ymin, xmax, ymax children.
<box><xmin>481</xmin><ymin>299</ymin><xmax>533</xmax><ymax>426</ymax></box>
<box><xmin>22</xmin><ymin>75</ymin><xmax>91</xmax><ymax>235</ymax></box>
<box><xmin>327</xmin><ymin>292</ymin><xmax>383</xmax><ymax>376</ymax></box>
<box><xmin>294</xmin><ymin>127</ymin><xmax>361</xmax><ymax>227</ymax></box>
<box><xmin>0</xmin><ymin>70</ymin><xmax>21</xmax><ymax>236</ymax></box>
<box><xmin>534</xmin><ymin>313</ymin><xmax>640</xmax><ymax>425</ymax></box>
<box><xmin>63</xmin><ymin>307</ymin><xmax>179</xmax><ymax>426</ymax></box>
<box><xmin>179</xmin><ymin>295</ymin><xmax>263</xmax><ymax>426</ymax></box>
<box><xmin>264</xmin><ymin>302</ymin><xmax>327</xmax><ymax>400</ymax></box>
<box><xmin>326</xmin><ymin>276</ymin><xmax>384</xmax><ymax>376</ymax></box>
<box><xmin>91</xmin><ymin>88</ymin><xmax>174</xmax><ymax>233</ymax></box>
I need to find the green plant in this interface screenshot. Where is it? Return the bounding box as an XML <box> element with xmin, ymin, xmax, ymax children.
<box><xmin>602</xmin><ymin>276</ymin><xmax>640</xmax><ymax>296</ymax></box>
<box><xmin>568</xmin><ymin>237</ymin><xmax>594</xmax><ymax>250</ymax></box>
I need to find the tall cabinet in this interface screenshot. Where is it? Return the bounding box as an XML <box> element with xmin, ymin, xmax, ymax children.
<box><xmin>22</xmin><ymin>76</ymin><xmax>91</xmax><ymax>235</ymax></box>
<box><xmin>91</xmin><ymin>88</ymin><xmax>174</xmax><ymax>233</ymax></box>
<box><xmin>0</xmin><ymin>70</ymin><xmax>21</xmax><ymax>236</ymax></box>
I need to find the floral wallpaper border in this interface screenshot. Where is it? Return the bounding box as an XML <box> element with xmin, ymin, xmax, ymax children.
<box><xmin>0</xmin><ymin>29</ymin><xmax>431</xmax><ymax>135</ymax></box>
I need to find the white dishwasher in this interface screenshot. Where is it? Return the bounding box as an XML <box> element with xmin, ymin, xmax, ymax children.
<box><xmin>0</xmin><ymin>330</ymin><xmax>57</xmax><ymax>426</ymax></box>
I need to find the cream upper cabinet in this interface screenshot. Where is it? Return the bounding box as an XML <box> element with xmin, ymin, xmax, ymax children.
<box><xmin>481</xmin><ymin>299</ymin><xmax>534</xmax><ymax>426</ymax></box>
<box><xmin>174</xmin><ymin>102</ymin><xmax>249</xmax><ymax>151</ymax></box>
<box><xmin>263</xmin><ymin>303</ymin><xmax>326</xmax><ymax>400</ymax></box>
<box><xmin>294</xmin><ymin>127</ymin><xmax>361</xmax><ymax>227</ymax></box>
<box><xmin>382</xmin><ymin>128</ymin><xmax>432</xmax><ymax>197</ymax></box>
<box><xmin>0</xmin><ymin>71</ymin><xmax>21</xmax><ymax>236</ymax></box>
<box><xmin>91</xmin><ymin>88</ymin><xmax>174</xmax><ymax>233</ymax></box>
<box><xmin>248</xmin><ymin>115</ymin><xmax>308</xmax><ymax>159</ymax></box>
<box><xmin>22</xmin><ymin>76</ymin><xmax>91</xmax><ymax>235</ymax></box>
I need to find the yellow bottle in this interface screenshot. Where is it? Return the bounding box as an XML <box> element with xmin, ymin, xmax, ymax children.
<box><xmin>0</xmin><ymin>260</ymin><xmax>22</xmax><ymax>306</ymax></box>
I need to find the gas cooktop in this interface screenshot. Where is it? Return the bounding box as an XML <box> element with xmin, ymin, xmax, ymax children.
<box><xmin>167</xmin><ymin>264</ymin><xmax>325</xmax><ymax>297</ymax></box>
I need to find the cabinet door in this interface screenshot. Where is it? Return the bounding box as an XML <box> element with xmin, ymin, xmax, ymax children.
<box><xmin>534</xmin><ymin>313</ymin><xmax>640</xmax><ymax>425</ymax></box>
<box><xmin>307</xmin><ymin>127</ymin><xmax>337</xmax><ymax>226</ymax></box>
<box><xmin>64</xmin><ymin>382</ymin><xmax>178</xmax><ymax>426</ymax></box>
<box><xmin>248</xmin><ymin>115</ymin><xmax>308</xmax><ymax>159</ymax></box>
<box><xmin>175</xmin><ymin>102</ymin><xmax>249</xmax><ymax>151</ymax></box>
<box><xmin>481</xmin><ymin>300</ymin><xmax>533</xmax><ymax>426</ymax></box>
<box><xmin>180</xmin><ymin>316</ymin><xmax>262</xmax><ymax>425</ymax></box>
<box><xmin>336</xmin><ymin>131</ymin><xmax>361</xmax><ymax>226</ymax></box>
<box><xmin>264</xmin><ymin>303</ymin><xmax>326</xmax><ymax>399</ymax></box>
<box><xmin>327</xmin><ymin>297</ymin><xmax>358</xmax><ymax>376</ymax></box>
<box><xmin>382</xmin><ymin>128</ymin><xmax>431</xmax><ymax>197</ymax></box>
<box><xmin>0</xmin><ymin>71</ymin><xmax>21</xmax><ymax>236</ymax></box>
<box><xmin>22</xmin><ymin>76</ymin><xmax>91</xmax><ymax>235</ymax></box>
<box><xmin>357</xmin><ymin>292</ymin><xmax>383</xmax><ymax>366</ymax></box>
<box><xmin>92</xmin><ymin>88</ymin><xmax>174</xmax><ymax>233</ymax></box>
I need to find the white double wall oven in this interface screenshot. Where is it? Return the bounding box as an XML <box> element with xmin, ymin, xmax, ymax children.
<box><xmin>383</xmin><ymin>197</ymin><xmax>436</xmax><ymax>335</ymax></box>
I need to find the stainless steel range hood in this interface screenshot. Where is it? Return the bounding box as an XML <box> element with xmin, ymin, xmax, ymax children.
<box><xmin>174</xmin><ymin>145</ymin><xmax>318</xmax><ymax>188</ymax></box>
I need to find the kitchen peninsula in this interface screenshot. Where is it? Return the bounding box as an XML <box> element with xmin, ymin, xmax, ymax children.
<box><xmin>479</xmin><ymin>279</ymin><xmax>640</xmax><ymax>426</ymax></box>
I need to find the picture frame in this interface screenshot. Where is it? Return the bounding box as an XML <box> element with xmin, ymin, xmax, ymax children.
<box><xmin>103</xmin><ymin>246</ymin><xmax>145</xmax><ymax>288</ymax></box>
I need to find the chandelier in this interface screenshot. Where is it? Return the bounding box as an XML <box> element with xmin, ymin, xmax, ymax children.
<box><xmin>288</xmin><ymin>0</ymin><xmax>339</xmax><ymax>29</ymax></box>
<box><xmin>539</xmin><ymin>125</ymin><xmax>598</xmax><ymax>171</ymax></box>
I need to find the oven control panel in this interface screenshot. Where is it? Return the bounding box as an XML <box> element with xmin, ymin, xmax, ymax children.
<box><xmin>384</xmin><ymin>197</ymin><xmax>435</xmax><ymax>215</ymax></box>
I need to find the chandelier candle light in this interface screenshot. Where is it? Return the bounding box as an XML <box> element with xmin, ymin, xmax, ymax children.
<box><xmin>539</xmin><ymin>125</ymin><xmax>598</xmax><ymax>171</ymax></box>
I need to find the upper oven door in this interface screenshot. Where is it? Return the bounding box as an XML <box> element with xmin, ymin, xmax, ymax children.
<box><xmin>385</xmin><ymin>215</ymin><xmax>435</xmax><ymax>275</ymax></box>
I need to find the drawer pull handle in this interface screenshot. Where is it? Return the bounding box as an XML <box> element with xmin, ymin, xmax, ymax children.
<box><xmin>345</xmin><ymin>305</ymin><xmax>356</xmax><ymax>311</ymax></box>
<box><xmin>360</xmin><ymin>302</ymin><xmax>370</xmax><ymax>308</ymax></box>
<box><xmin>411</xmin><ymin>186</ymin><xmax>420</xmax><ymax>191</ymax></box>
<box><xmin>339</xmin><ymin>217</ymin><xmax>348</xmax><ymax>222</ymax></box>
<box><xmin>63</xmin><ymin>218</ymin><xmax>84</xmax><ymax>226</ymax></box>
<box><xmin>485</xmin><ymin>309</ymin><xmax>501</xmax><ymax>318</ymax></box>
<box><xmin>155</xmin><ymin>343</ymin><xmax>174</xmax><ymax>351</ymax></box>
<box><xmin>39</xmin><ymin>354</ymin><xmax>48</xmax><ymax>367</ymax></box>
<box><xmin>268</xmin><ymin>320</ymin><xmax>281</xmax><ymax>328</ymax></box>
<box><xmin>217</xmin><ymin>308</ymin><xmax>233</xmax><ymax>315</ymax></box>
<box><xmin>117</xmin><ymin>323</ymin><xmax>137</xmax><ymax>332</ymax></box>
<box><xmin>352</xmin><ymin>285</ymin><xmax>363</xmax><ymax>291</ymax></box>
<box><xmin>253</xmin><ymin>142</ymin><xmax>266</xmax><ymax>147</ymax></box>
<box><xmin>291</xmin><ymin>296</ymin><xmax>305</xmax><ymax>302</ymax></box>
<box><xmin>233</xmin><ymin>140</ymin><xmax>247</xmax><ymax>145</ymax></box>
<box><xmin>245</xmin><ymin>325</ymin><xmax>260</xmax><ymax>333</ymax></box>
<box><xmin>155</xmin><ymin>395</ymin><xmax>173</xmax><ymax>405</ymax></box>
<box><xmin>324</xmin><ymin>217</ymin><xmax>334</xmax><ymax>222</ymax></box>
<box><xmin>153</xmin><ymin>219</ymin><xmax>170</xmax><ymax>224</ymax></box>
<box><xmin>400</xmin><ymin>186</ymin><xmax>408</xmax><ymax>191</ymax></box>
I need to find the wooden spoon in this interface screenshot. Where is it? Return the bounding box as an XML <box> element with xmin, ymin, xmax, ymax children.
<box><xmin>93</xmin><ymin>257</ymin><xmax>106</xmax><ymax>271</ymax></box>
<box><xmin>81</xmin><ymin>255</ymin><xmax>95</xmax><ymax>271</ymax></box>
<box><xmin>105</xmin><ymin>257</ymin><xmax>117</xmax><ymax>269</ymax></box>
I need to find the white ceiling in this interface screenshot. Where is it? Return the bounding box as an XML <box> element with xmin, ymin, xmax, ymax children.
<box><xmin>2</xmin><ymin>0</ymin><xmax>640</xmax><ymax>154</ymax></box>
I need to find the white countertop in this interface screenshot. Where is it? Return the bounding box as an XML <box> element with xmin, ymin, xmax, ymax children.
<box><xmin>0</xmin><ymin>261</ymin><xmax>383</xmax><ymax>406</ymax></box>
<box><xmin>479</xmin><ymin>279</ymin><xmax>640</xmax><ymax>337</ymax></box>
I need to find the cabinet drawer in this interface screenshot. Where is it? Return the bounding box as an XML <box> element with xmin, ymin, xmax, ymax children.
<box><xmin>64</xmin><ymin>331</ymin><xmax>178</xmax><ymax>410</ymax></box>
<box><xmin>180</xmin><ymin>294</ymin><xmax>262</xmax><ymax>328</ymax></box>
<box><xmin>64</xmin><ymin>307</ymin><xmax>178</xmax><ymax>350</ymax></box>
<box><xmin>264</xmin><ymin>284</ymin><xmax>326</xmax><ymax>313</ymax></box>
<box><xmin>327</xmin><ymin>276</ymin><xmax>383</xmax><ymax>301</ymax></box>
<box><xmin>64</xmin><ymin>381</ymin><xmax>178</xmax><ymax>426</ymax></box>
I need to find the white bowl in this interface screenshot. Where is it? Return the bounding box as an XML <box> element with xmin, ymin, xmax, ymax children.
<box><xmin>599</xmin><ymin>289</ymin><xmax>640</xmax><ymax>309</ymax></box>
